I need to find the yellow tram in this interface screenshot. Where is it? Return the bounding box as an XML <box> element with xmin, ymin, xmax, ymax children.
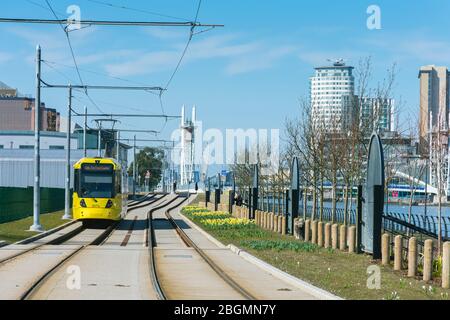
<box><xmin>73</xmin><ymin>157</ymin><xmax>127</xmax><ymax>223</ymax></box>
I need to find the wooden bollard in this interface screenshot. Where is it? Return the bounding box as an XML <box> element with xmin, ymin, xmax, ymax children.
<box><xmin>324</xmin><ymin>223</ymin><xmax>331</xmax><ymax>248</ymax></box>
<box><xmin>277</xmin><ymin>215</ymin><xmax>282</xmax><ymax>234</ymax></box>
<box><xmin>339</xmin><ymin>225</ymin><xmax>346</xmax><ymax>250</ymax></box>
<box><xmin>317</xmin><ymin>222</ymin><xmax>324</xmax><ymax>247</ymax></box>
<box><xmin>407</xmin><ymin>237</ymin><xmax>417</xmax><ymax>277</ymax></box>
<box><xmin>261</xmin><ymin>212</ymin><xmax>268</xmax><ymax>229</ymax></box>
<box><xmin>443</xmin><ymin>242</ymin><xmax>450</xmax><ymax>289</ymax></box>
<box><xmin>256</xmin><ymin>211</ymin><xmax>260</xmax><ymax>226</ymax></box>
<box><xmin>305</xmin><ymin>219</ymin><xmax>311</xmax><ymax>242</ymax></box>
<box><xmin>269</xmin><ymin>212</ymin><xmax>274</xmax><ymax>231</ymax></box>
<box><xmin>382</xmin><ymin>233</ymin><xmax>390</xmax><ymax>265</ymax></box>
<box><xmin>273</xmin><ymin>214</ymin><xmax>278</xmax><ymax>232</ymax></box>
<box><xmin>423</xmin><ymin>239</ymin><xmax>433</xmax><ymax>282</ymax></box>
<box><xmin>394</xmin><ymin>235</ymin><xmax>402</xmax><ymax>271</ymax></box>
<box><xmin>281</xmin><ymin>216</ymin><xmax>286</xmax><ymax>235</ymax></box>
<box><xmin>331</xmin><ymin>224</ymin><xmax>338</xmax><ymax>249</ymax></box>
<box><xmin>311</xmin><ymin>220</ymin><xmax>318</xmax><ymax>244</ymax></box>
<box><xmin>261</xmin><ymin>211</ymin><xmax>264</xmax><ymax>228</ymax></box>
<box><xmin>348</xmin><ymin>226</ymin><xmax>356</xmax><ymax>253</ymax></box>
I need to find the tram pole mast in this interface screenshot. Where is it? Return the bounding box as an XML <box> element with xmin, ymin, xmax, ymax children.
<box><xmin>97</xmin><ymin>122</ymin><xmax>102</xmax><ymax>157</ymax></box>
<box><xmin>83</xmin><ymin>106</ymin><xmax>87</xmax><ymax>157</ymax></box>
<box><xmin>63</xmin><ymin>85</ymin><xmax>72</xmax><ymax>220</ymax></box>
<box><xmin>133</xmin><ymin>135</ymin><xmax>136</xmax><ymax>198</ymax></box>
<box><xmin>30</xmin><ymin>45</ymin><xmax>43</xmax><ymax>232</ymax></box>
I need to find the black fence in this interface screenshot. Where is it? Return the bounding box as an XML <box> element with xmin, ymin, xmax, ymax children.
<box><xmin>383</xmin><ymin>211</ymin><xmax>450</xmax><ymax>242</ymax></box>
<box><xmin>232</xmin><ymin>186</ymin><xmax>450</xmax><ymax>242</ymax></box>
<box><xmin>303</xmin><ymin>205</ymin><xmax>450</xmax><ymax>241</ymax></box>
<box><xmin>304</xmin><ymin>206</ymin><xmax>357</xmax><ymax>225</ymax></box>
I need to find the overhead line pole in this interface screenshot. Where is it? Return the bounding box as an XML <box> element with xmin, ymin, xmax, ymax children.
<box><xmin>41</xmin><ymin>81</ymin><xmax>164</xmax><ymax>92</ymax></box>
<box><xmin>72</xmin><ymin>114</ymin><xmax>180</xmax><ymax>119</ymax></box>
<box><xmin>83</xmin><ymin>106</ymin><xmax>87</xmax><ymax>157</ymax></box>
<box><xmin>97</xmin><ymin>121</ymin><xmax>102</xmax><ymax>157</ymax></box>
<box><xmin>116</xmin><ymin>139</ymin><xmax>175</xmax><ymax>143</ymax></box>
<box><xmin>0</xmin><ymin>18</ymin><xmax>224</xmax><ymax>28</ymax></box>
<box><xmin>30</xmin><ymin>45</ymin><xmax>43</xmax><ymax>232</ymax></box>
<box><xmin>133</xmin><ymin>135</ymin><xmax>137</xmax><ymax>199</ymax></box>
<box><xmin>62</xmin><ymin>84</ymin><xmax>73</xmax><ymax>220</ymax></box>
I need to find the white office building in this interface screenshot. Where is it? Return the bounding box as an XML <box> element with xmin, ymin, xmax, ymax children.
<box><xmin>310</xmin><ymin>60</ymin><xmax>355</xmax><ymax>132</ymax></box>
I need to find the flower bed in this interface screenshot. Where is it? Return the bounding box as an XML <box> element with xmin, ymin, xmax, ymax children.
<box><xmin>181</xmin><ymin>206</ymin><xmax>256</xmax><ymax>230</ymax></box>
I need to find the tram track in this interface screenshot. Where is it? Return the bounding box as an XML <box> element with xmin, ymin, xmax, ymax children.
<box><xmin>0</xmin><ymin>195</ymin><xmax>160</xmax><ymax>267</ymax></box>
<box><xmin>20</xmin><ymin>222</ymin><xmax>118</xmax><ymax>300</ymax></box>
<box><xmin>0</xmin><ymin>195</ymin><xmax>163</xmax><ymax>300</ymax></box>
<box><xmin>18</xmin><ymin>195</ymin><xmax>165</xmax><ymax>300</ymax></box>
<box><xmin>148</xmin><ymin>193</ymin><xmax>256</xmax><ymax>300</ymax></box>
<box><xmin>19</xmin><ymin>194</ymin><xmax>169</xmax><ymax>300</ymax></box>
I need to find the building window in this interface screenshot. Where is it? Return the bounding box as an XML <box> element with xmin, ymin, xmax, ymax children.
<box><xmin>49</xmin><ymin>145</ymin><xmax>64</xmax><ymax>150</ymax></box>
<box><xmin>19</xmin><ymin>145</ymin><xmax>34</xmax><ymax>149</ymax></box>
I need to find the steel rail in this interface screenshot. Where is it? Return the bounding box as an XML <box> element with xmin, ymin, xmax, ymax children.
<box><xmin>0</xmin><ymin>197</ymin><xmax>156</xmax><ymax>266</ymax></box>
<box><xmin>148</xmin><ymin>193</ymin><xmax>256</xmax><ymax>300</ymax></box>
<box><xmin>147</xmin><ymin>195</ymin><xmax>186</xmax><ymax>300</ymax></box>
<box><xmin>20</xmin><ymin>221</ymin><xmax>118</xmax><ymax>300</ymax></box>
<box><xmin>163</xmin><ymin>194</ymin><xmax>256</xmax><ymax>300</ymax></box>
<box><xmin>20</xmin><ymin>196</ymin><xmax>159</xmax><ymax>300</ymax></box>
<box><xmin>0</xmin><ymin>223</ymin><xmax>84</xmax><ymax>265</ymax></box>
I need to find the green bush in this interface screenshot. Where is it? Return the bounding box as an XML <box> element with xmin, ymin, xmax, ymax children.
<box><xmin>240</xmin><ymin>239</ymin><xmax>319</xmax><ymax>252</ymax></box>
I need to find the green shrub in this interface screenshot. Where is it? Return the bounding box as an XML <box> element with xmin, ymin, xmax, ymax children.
<box><xmin>240</xmin><ymin>239</ymin><xmax>319</xmax><ymax>252</ymax></box>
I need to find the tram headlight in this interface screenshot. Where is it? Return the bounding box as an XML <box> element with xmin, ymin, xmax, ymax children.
<box><xmin>80</xmin><ymin>199</ymin><xmax>87</xmax><ymax>207</ymax></box>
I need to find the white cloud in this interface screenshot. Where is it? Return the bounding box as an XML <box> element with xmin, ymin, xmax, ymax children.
<box><xmin>144</xmin><ymin>27</ymin><xmax>188</xmax><ymax>40</ymax></box>
<box><xmin>362</xmin><ymin>34</ymin><xmax>450</xmax><ymax>65</ymax></box>
<box><xmin>226</xmin><ymin>46</ymin><xmax>296</xmax><ymax>75</ymax></box>
<box><xmin>105</xmin><ymin>50</ymin><xmax>180</xmax><ymax>77</ymax></box>
<box><xmin>104</xmin><ymin>34</ymin><xmax>299</xmax><ymax>77</ymax></box>
<box><xmin>298</xmin><ymin>49</ymin><xmax>368</xmax><ymax>67</ymax></box>
<box><xmin>0</xmin><ymin>52</ymin><xmax>13</xmax><ymax>64</ymax></box>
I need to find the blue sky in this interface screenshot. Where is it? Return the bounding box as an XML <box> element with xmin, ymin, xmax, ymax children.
<box><xmin>1</xmin><ymin>0</ymin><xmax>450</xmax><ymax>146</ymax></box>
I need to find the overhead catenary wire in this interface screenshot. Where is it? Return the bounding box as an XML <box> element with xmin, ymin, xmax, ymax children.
<box><xmin>43</xmin><ymin>0</ymin><xmax>106</xmax><ymax>114</ymax></box>
<box><xmin>11</xmin><ymin>0</ymin><xmax>217</xmax><ymax>139</ymax></box>
<box><xmin>86</xmin><ymin>0</ymin><xmax>191</xmax><ymax>22</ymax></box>
<box><xmin>0</xmin><ymin>18</ymin><xmax>222</xmax><ymax>28</ymax></box>
<box><xmin>41</xmin><ymin>59</ymin><xmax>164</xmax><ymax>90</ymax></box>
<box><xmin>23</xmin><ymin>0</ymin><xmax>65</xmax><ymax>15</ymax></box>
<box><xmin>163</xmin><ymin>0</ymin><xmax>202</xmax><ymax>91</ymax></box>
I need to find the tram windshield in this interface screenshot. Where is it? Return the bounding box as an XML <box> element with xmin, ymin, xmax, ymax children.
<box><xmin>80</xmin><ymin>164</ymin><xmax>114</xmax><ymax>198</ymax></box>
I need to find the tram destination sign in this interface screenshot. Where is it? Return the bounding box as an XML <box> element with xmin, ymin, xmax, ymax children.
<box><xmin>82</xmin><ymin>163</ymin><xmax>113</xmax><ymax>172</ymax></box>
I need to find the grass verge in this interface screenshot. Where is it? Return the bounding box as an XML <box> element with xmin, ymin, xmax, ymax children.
<box><xmin>181</xmin><ymin>205</ymin><xmax>450</xmax><ymax>300</ymax></box>
<box><xmin>0</xmin><ymin>210</ymin><xmax>68</xmax><ymax>244</ymax></box>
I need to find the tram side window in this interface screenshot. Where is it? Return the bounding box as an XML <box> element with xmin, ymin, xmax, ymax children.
<box><xmin>74</xmin><ymin>169</ymin><xmax>80</xmax><ymax>195</ymax></box>
<box><xmin>115</xmin><ymin>171</ymin><xmax>121</xmax><ymax>195</ymax></box>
